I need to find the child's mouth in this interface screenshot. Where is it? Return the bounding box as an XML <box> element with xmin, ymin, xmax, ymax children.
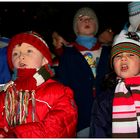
<box><xmin>19</xmin><ymin>63</ymin><xmax>26</xmax><ymax>68</ymax></box>
<box><xmin>85</xmin><ymin>25</ymin><xmax>90</xmax><ymax>29</ymax></box>
<box><xmin>121</xmin><ymin>64</ymin><xmax>128</xmax><ymax>71</ymax></box>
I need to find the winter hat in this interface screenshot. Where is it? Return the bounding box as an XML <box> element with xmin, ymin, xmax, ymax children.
<box><xmin>111</xmin><ymin>29</ymin><xmax>140</xmax><ymax>65</ymax></box>
<box><xmin>128</xmin><ymin>2</ymin><xmax>140</xmax><ymax>31</ymax></box>
<box><xmin>73</xmin><ymin>7</ymin><xmax>98</xmax><ymax>36</ymax></box>
<box><xmin>7</xmin><ymin>31</ymin><xmax>52</xmax><ymax>70</ymax></box>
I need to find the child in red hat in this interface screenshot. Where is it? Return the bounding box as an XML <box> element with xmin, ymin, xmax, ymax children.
<box><xmin>0</xmin><ymin>31</ymin><xmax>77</xmax><ymax>138</ymax></box>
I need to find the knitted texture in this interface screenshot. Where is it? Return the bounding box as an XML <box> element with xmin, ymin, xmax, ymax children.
<box><xmin>111</xmin><ymin>30</ymin><xmax>140</xmax><ymax>65</ymax></box>
<box><xmin>73</xmin><ymin>7</ymin><xmax>98</xmax><ymax>36</ymax></box>
<box><xmin>112</xmin><ymin>77</ymin><xmax>140</xmax><ymax>138</ymax></box>
<box><xmin>128</xmin><ymin>2</ymin><xmax>140</xmax><ymax>31</ymax></box>
<box><xmin>7</xmin><ymin>31</ymin><xmax>52</xmax><ymax>70</ymax></box>
<box><xmin>4</xmin><ymin>65</ymin><xmax>54</xmax><ymax>126</ymax></box>
<box><xmin>5</xmin><ymin>86</ymin><xmax>35</xmax><ymax>126</ymax></box>
<box><xmin>128</xmin><ymin>2</ymin><xmax>140</xmax><ymax>16</ymax></box>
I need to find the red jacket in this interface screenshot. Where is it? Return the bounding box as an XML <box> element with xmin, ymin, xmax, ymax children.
<box><xmin>0</xmin><ymin>69</ymin><xmax>78</xmax><ymax>138</ymax></box>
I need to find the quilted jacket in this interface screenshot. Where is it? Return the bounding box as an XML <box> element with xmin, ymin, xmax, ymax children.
<box><xmin>0</xmin><ymin>69</ymin><xmax>78</xmax><ymax>138</ymax></box>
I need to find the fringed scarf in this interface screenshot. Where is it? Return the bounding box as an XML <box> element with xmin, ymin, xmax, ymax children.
<box><xmin>112</xmin><ymin>76</ymin><xmax>140</xmax><ymax>138</ymax></box>
<box><xmin>3</xmin><ymin>64</ymin><xmax>54</xmax><ymax>126</ymax></box>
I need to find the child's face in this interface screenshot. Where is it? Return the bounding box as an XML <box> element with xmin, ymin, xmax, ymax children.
<box><xmin>113</xmin><ymin>52</ymin><xmax>140</xmax><ymax>78</ymax></box>
<box><xmin>12</xmin><ymin>43</ymin><xmax>48</xmax><ymax>69</ymax></box>
<box><xmin>98</xmin><ymin>28</ymin><xmax>114</xmax><ymax>44</ymax></box>
<box><xmin>76</xmin><ymin>15</ymin><xmax>96</xmax><ymax>36</ymax></box>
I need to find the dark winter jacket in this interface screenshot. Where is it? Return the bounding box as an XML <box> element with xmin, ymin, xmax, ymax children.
<box><xmin>90</xmin><ymin>86</ymin><xmax>115</xmax><ymax>138</ymax></box>
<box><xmin>89</xmin><ymin>75</ymin><xmax>140</xmax><ymax>138</ymax></box>
<box><xmin>55</xmin><ymin>42</ymin><xmax>111</xmax><ymax>132</ymax></box>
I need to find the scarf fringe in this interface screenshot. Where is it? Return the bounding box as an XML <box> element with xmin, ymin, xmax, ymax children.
<box><xmin>5</xmin><ymin>85</ymin><xmax>35</xmax><ymax>126</ymax></box>
<box><xmin>3</xmin><ymin>64</ymin><xmax>53</xmax><ymax>126</ymax></box>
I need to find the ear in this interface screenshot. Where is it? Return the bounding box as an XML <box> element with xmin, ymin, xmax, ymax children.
<box><xmin>42</xmin><ymin>57</ymin><xmax>49</xmax><ymax>66</ymax></box>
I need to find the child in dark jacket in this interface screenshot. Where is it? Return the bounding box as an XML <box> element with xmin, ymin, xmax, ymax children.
<box><xmin>90</xmin><ymin>29</ymin><xmax>140</xmax><ymax>138</ymax></box>
<box><xmin>0</xmin><ymin>31</ymin><xmax>77</xmax><ymax>138</ymax></box>
<box><xmin>53</xmin><ymin>7</ymin><xmax>111</xmax><ymax>137</ymax></box>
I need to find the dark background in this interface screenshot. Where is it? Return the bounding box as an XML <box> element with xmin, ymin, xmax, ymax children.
<box><xmin>0</xmin><ymin>1</ymin><xmax>129</xmax><ymax>40</ymax></box>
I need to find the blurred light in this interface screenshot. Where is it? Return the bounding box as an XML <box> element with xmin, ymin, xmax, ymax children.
<box><xmin>4</xmin><ymin>9</ymin><xmax>8</xmax><ymax>12</ymax></box>
<box><xmin>33</xmin><ymin>15</ymin><xmax>37</xmax><ymax>20</ymax></box>
<box><xmin>22</xmin><ymin>9</ymin><xmax>26</xmax><ymax>13</ymax></box>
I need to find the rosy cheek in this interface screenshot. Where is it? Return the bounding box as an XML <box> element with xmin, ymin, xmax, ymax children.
<box><xmin>12</xmin><ymin>58</ymin><xmax>18</xmax><ymax>67</ymax></box>
<box><xmin>113</xmin><ymin>61</ymin><xmax>120</xmax><ymax>70</ymax></box>
<box><xmin>12</xmin><ymin>59</ymin><xmax>15</xmax><ymax>66</ymax></box>
<box><xmin>113</xmin><ymin>60</ymin><xmax>117</xmax><ymax>66</ymax></box>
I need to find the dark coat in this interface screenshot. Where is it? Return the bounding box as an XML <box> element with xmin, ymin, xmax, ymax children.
<box><xmin>89</xmin><ymin>86</ymin><xmax>115</xmax><ymax>138</ymax></box>
<box><xmin>89</xmin><ymin>76</ymin><xmax>140</xmax><ymax>138</ymax></box>
<box><xmin>55</xmin><ymin>43</ymin><xmax>111</xmax><ymax>132</ymax></box>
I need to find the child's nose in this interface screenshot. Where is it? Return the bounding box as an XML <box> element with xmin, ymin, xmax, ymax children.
<box><xmin>84</xmin><ymin>18</ymin><xmax>90</xmax><ymax>23</ymax></box>
<box><xmin>19</xmin><ymin>52</ymin><xmax>25</xmax><ymax>59</ymax></box>
<box><xmin>121</xmin><ymin>55</ymin><xmax>127</xmax><ymax>61</ymax></box>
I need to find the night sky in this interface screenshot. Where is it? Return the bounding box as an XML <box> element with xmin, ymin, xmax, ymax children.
<box><xmin>0</xmin><ymin>1</ymin><xmax>129</xmax><ymax>40</ymax></box>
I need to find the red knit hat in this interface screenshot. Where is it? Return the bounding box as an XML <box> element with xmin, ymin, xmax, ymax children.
<box><xmin>7</xmin><ymin>31</ymin><xmax>52</xmax><ymax>70</ymax></box>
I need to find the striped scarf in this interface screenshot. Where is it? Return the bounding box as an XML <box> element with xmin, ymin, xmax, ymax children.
<box><xmin>112</xmin><ymin>77</ymin><xmax>140</xmax><ymax>138</ymax></box>
<box><xmin>3</xmin><ymin>64</ymin><xmax>54</xmax><ymax>126</ymax></box>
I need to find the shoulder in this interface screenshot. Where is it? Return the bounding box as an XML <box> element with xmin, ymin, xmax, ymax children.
<box><xmin>63</xmin><ymin>45</ymin><xmax>78</xmax><ymax>55</ymax></box>
<box><xmin>91</xmin><ymin>88</ymin><xmax>114</xmax><ymax>123</ymax></box>
<box><xmin>100</xmin><ymin>88</ymin><xmax>114</xmax><ymax>100</ymax></box>
<box><xmin>96</xmin><ymin>87</ymin><xmax>115</xmax><ymax>110</ymax></box>
<box><xmin>60</xmin><ymin>46</ymin><xmax>84</xmax><ymax>63</ymax></box>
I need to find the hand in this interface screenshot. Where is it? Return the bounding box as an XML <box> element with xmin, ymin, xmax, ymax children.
<box><xmin>52</xmin><ymin>32</ymin><xmax>69</xmax><ymax>49</ymax></box>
